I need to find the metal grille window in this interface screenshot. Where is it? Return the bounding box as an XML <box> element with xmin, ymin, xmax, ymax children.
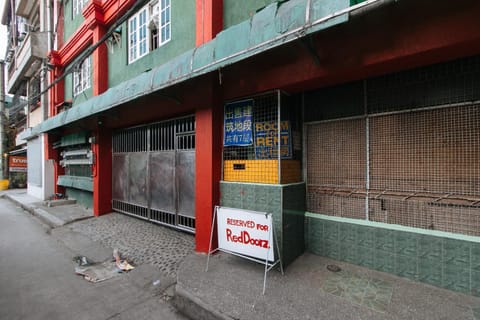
<box><xmin>222</xmin><ymin>91</ymin><xmax>302</xmax><ymax>185</ymax></box>
<box><xmin>367</xmin><ymin>55</ymin><xmax>480</xmax><ymax>113</ymax></box>
<box><xmin>176</xmin><ymin>116</ymin><xmax>195</xmax><ymax>150</ymax></box>
<box><xmin>305</xmin><ymin>56</ymin><xmax>480</xmax><ymax>236</ymax></box>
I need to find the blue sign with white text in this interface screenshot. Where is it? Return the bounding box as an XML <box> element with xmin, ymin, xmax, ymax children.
<box><xmin>224</xmin><ymin>100</ymin><xmax>253</xmax><ymax>146</ymax></box>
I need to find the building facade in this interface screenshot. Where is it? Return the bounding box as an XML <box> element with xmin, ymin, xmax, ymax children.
<box><xmin>22</xmin><ymin>0</ymin><xmax>480</xmax><ymax>295</ymax></box>
<box><xmin>1</xmin><ymin>0</ymin><xmax>54</xmax><ymax>195</ymax></box>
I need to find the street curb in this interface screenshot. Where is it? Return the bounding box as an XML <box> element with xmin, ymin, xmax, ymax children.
<box><xmin>174</xmin><ymin>284</ymin><xmax>233</xmax><ymax>320</ymax></box>
<box><xmin>34</xmin><ymin>208</ymin><xmax>65</xmax><ymax>227</ymax></box>
<box><xmin>3</xmin><ymin>194</ymin><xmax>65</xmax><ymax>228</ymax></box>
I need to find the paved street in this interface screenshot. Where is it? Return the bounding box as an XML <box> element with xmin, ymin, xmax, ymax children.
<box><xmin>63</xmin><ymin>212</ymin><xmax>195</xmax><ymax>277</ymax></box>
<box><xmin>0</xmin><ymin>198</ymin><xmax>188</xmax><ymax>320</ymax></box>
<box><xmin>4</xmin><ymin>190</ymin><xmax>480</xmax><ymax>320</ymax></box>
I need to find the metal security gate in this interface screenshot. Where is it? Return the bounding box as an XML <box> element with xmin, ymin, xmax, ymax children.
<box><xmin>112</xmin><ymin>116</ymin><xmax>195</xmax><ymax>233</ymax></box>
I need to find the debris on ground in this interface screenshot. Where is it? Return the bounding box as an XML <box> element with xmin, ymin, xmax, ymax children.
<box><xmin>74</xmin><ymin>260</ymin><xmax>120</xmax><ymax>283</ymax></box>
<box><xmin>73</xmin><ymin>256</ymin><xmax>92</xmax><ymax>267</ymax></box>
<box><xmin>73</xmin><ymin>249</ymin><xmax>135</xmax><ymax>283</ymax></box>
<box><xmin>113</xmin><ymin>248</ymin><xmax>135</xmax><ymax>271</ymax></box>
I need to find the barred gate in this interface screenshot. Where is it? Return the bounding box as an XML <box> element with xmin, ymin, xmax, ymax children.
<box><xmin>305</xmin><ymin>56</ymin><xmax>480</xmax><ymax>236</ymax></box>
<box><xmin>112</xmin><ymin>116</ymin><xmax>195</xmax><ymax>233</ymax></box>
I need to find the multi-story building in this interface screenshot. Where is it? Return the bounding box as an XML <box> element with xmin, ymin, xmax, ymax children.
<box><xmin>1</xmin><ymin>0</ymin><xmax>53</xmax><ymax>196</ymax></box>
<box><xmin>17</xmin><ymin>0</ymin><xmax>480</xmax><ymax>295</ymax></box>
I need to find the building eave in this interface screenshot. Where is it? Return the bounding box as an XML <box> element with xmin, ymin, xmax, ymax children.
<box><xmin>29</xmin><ymin>0</ymin><xmax>390</xmax><ymax>137</ymax></box>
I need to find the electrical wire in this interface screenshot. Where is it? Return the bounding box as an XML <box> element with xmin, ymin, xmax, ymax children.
<box><xmin>29</xmin><ymin>0</ymin><xmax>151</xmax><ymax>106</ymax></box>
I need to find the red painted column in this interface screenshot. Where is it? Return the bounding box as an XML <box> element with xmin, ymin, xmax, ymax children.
<box><xmin>92</xmin><ymin>127</ymin><xmax>112</xmax><ymax>216</ymax></box>
<box><xmin>92</xmin><ymin>24</ymin><xmax>108</xmax><ymax>95</ymax></box>
<box><xmin>84</xmin><ymin>0</ymin><xmax>111</xmax><ymax>215</ymax></box>
<box><xmin>46</xmin><ymin>51</ymin><xmax>64</xmax><ymax>195</ymax></box>
<box><xmin>196</xmin><ymin>0</ymin><xmax>223</xmax><ymax>46</ymax></box>
<box><xmin>195</xmin><ymin>85</ymin><xmax>223</xmax><ymax>253</ymax></box>
<box><xmin>48</xmin><ymin>51</ymin><xmax>64</xmax><ymax>116</ymax></box>
<box><xmin>91</xmin><ymin>29</ymin><xmax>111</xmax><ymax>215</ymax></box>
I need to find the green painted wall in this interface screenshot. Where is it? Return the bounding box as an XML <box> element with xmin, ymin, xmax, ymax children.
<box><xmin>63</xmin><ymin>0</ymin><xmax>92</xmax><ymax>105</ymax></box>
<box><xmin>64</xmin><ymin>71</ymin><xmax>93</xmax><ymax>107</ymax></box>
<box><xmin>108</xmin><ymin>0</ymin><xmax>196</xmax><ymax>88</ymax></box>
<box><xmin>223</xmin><ymin>0</ymin><xmax>278</xmax><ymax>28</ymax></box>
<box><xmin>63</xmin><ymin>1</ymin><xmax>85</xmax><ymax>42</ymax></box>
<box><xmin>58</xmin><ymin>175</ymin><xmax>93</xmax><ymax>192</ymax></box>
<box><xmin>65</xmin><ymin>187</ymin><xmax>93</xmax><ymax>209</ymax></box>
<box><xmin>306</xmin><ymin>214</ymin><xmax>480</xmax><ymax>296</ymax></box>
<box><xmin>220</xmin><ymin>181</ymin><xmax>305</xmax><ymax>268</ymax></box>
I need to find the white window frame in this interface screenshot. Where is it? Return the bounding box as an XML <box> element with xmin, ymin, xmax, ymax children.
<box><xmin>73</xmin><ymin>0</ymin><xmax>88</xmax><ymax>17</ymax></box>
<box><xmin>128</xmin><ymin>0</ymin><xmax>171</xmax><ymax>64</ymax></box>
<box><xmin>128</xmin><ymin>6</ymin><xmax>149</xmax><ymax>63</ymax></box>
<box><xmin>159</xmin><ymin>0</ymin><xmax>171</xmax><ymax>45</ymax></box>
<box><xmin>73</xmin><ymin>57</ymin><xmax>91</xmax><ymax>97</ymax></box>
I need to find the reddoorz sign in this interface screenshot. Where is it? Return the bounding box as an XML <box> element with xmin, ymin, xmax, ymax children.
<box><xmin>216</xmin><ymin>207</ymin><xmax>274</xmax><ymax>262</ymax></box>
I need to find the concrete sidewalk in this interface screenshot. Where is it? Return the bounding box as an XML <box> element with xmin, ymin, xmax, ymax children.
<box><xmin>175</xmin><ymin>252</ymin><xmax>480</xmax><ymax>320</ymax></box>
<box><xmin>1</xmin><ymin>189</ymin><xmax>92</xmax><ymax>227</ymax></box>
<box><xmin>3</xmin><ymin>189</ymin><xmax>480</xmax><ymax>320</ymax></box>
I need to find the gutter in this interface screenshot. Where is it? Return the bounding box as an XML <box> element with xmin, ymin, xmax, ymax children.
<box><xmin>193</xmin><ymin>0</ymin><xmax>391</xmax><ymax>75</ymax></box>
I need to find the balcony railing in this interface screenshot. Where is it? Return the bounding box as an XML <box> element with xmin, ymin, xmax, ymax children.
<box><xmin>6</xmin><ymin>31</ymin><xmax>47</xmax><ymax>94</ymax></box>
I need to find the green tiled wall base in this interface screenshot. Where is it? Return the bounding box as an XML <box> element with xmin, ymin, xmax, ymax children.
<box><xmin>306</xmin><ymin>214</ymin><xmax>480</xmax><ymax>296</ymax></box>
<box><xmin>220</xmin><ymin>181</ymin><xmax>305</xmax><ymax>268</ymax></box>
<box><xmin>283</xmin><ymin>183</ymin><xmax>306</xmax><ymax>266</ymax></box>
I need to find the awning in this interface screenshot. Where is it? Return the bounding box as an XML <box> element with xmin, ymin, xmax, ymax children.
<box><xmin>29</xmin><ymin>0</ymin><xmax>382</xmax><ymax>137</ymax></box>
<box><xmin>9</xmin><ymin>147</ymin><xmax>27</xmax><ymax>155</ymax></box>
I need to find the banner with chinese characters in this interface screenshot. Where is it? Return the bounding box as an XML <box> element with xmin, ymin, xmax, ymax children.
<box><xmin>224</xmin><ymin>100</ymin><xmax>253</xmax><ymax>146</ymax></box>
<box><xmin>255</xmin><ymin>120</ymin><xmax>292</xmax><ymax>159</ymax></box>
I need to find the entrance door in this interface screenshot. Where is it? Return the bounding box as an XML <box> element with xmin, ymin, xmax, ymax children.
<box><xmin>112</xmin><ymin>116</ymin><xmax>195</xmax><ymax>232</ymax></box>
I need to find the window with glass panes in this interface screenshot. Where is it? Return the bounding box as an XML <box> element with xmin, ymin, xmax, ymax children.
<box><xmin>73</xmin><ymin>58</ymin><xmax>91</xmax><ymax>96</ymax></box>
<box><xmin>128</xmin><ymin>0</ymin><xmax>171</xmax><ymax>64</ymax></box>
<box><xmin>73</xmin><ymin>0</ymin><xmax>88</xmax><ymax>16</ymax></box>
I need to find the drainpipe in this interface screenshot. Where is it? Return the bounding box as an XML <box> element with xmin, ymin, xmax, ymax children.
<box><xmin>0</xmin><ymin>60</ymin><xmax>5</xmax><ymax>179</ymax></box>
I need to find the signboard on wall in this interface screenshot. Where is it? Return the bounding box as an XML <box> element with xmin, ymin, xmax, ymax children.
<box><xmin>224</xmin><ymin>100</ymin><xmax>253</xmax><ymax>146</ymax></box>
<box><xmin>216</xmin><ymin>207</ymin><xmax>274</xmax><ymax>262</ymax></box>
<box><xmin>9</xmin><ymin>156</ymin><xmax>27</xmax><ymax>172</ymax></box>
<box><xmin>255</xmin><ymin>120</ymin><xmax>292</xmax><ymax>159</ymax></box>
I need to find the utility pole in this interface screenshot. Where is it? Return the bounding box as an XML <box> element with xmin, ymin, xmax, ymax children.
<box><xmin>0</xmin><ymin>60</ymin><xmax>6</xmax><ymax>179</ymax></box>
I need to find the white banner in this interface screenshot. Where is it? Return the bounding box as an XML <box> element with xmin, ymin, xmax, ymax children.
<box><xmin>217</xmin><ymin>207</ymin><xmax>274</xmax><ymax>262</ymax></box>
